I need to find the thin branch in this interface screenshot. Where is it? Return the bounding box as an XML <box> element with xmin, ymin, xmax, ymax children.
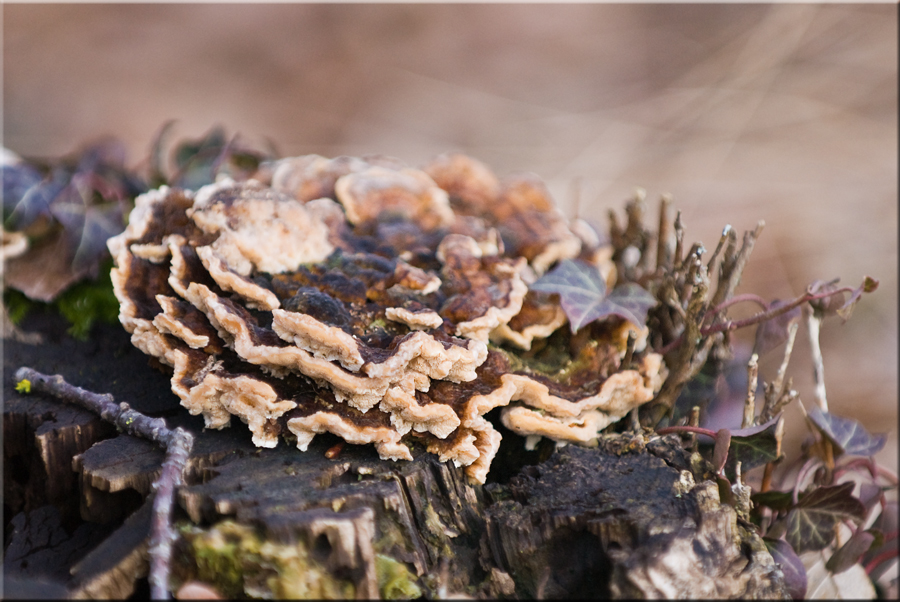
<box><xmin>706</xmin><ymin>224</ymin><xmax>733</xmax><ymax>276</ymax></box>
<box><xmin>708</xmin><ymin>221</ymin><xmax>764</xmax><ymax>312</ymax></box>
<box><xmin>655</xmin><ymin>425</ymin><xmax>717</xmax><ymax>439</ymax></box>
<box><xmin>743</xmin><ymin>353</ymin><xmax>759</xmax><ymax>428</ymax></box>
<box><xmin>14</xmin><ymin>367</ymin><xmax>193</xmax><ymax>600</ymax></box>
<box><xmin>806</xmin><ymin>309</ymin><xmax>828</xmax><ymax>412</ymax></box>
<box><xmin>689</xmin><ymin>406</ymin><xmax>701</xmax><ymax>453</ymax></box>
<box><xmin>673</xmin><ymin>211</ymin><xmax>684</xmax><ymax>269</ymax></box>
<box><xmin>657</xmin><ymin>284</ymin><xmax>859</xmax><ymax>356</ymax></box>
<box><xmin>771</xmin><ymin>320</ymin><xmax>799</xmax><ymax>401</ymax></box>
<box><xmin>656</xmin><ymin>194</ymin><xmax>672</xmax><ymax>272</ymax></box>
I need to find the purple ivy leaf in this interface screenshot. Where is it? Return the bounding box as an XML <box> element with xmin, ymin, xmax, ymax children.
<box><xmin>2</xmin><ymin>158</ymin><xmax>45</xmax><ymax>216</ymax></box>
<box><xmin>825</xmin><ymin>530</ymin><xmax>876</xmax><ymax>574</ymax></box>
<box><xmin>806</xmin><ymin>278</ymin><xmax>845</xmax><ymax>317</ymax></box>
<box><xmin>3</xmin><ymin>168</ymin><xmax>68</xmax><ymax>231</ymax></box>
<box><xmin>785</xmin><ymin>482</ymin><xmax>866</xmax><ymax>554</ymax></box>
<box><xmin>753</xmin><ymin>299</ymin><xmax>802</xmax><ymax>356</ymax></box>
<box><xmin>764</xmin><ymin>538</ymin><xmax>807</xmax><ymax>600</ymax></box>
<box><xmin>807</xmin><ymin>406</ymin><xmax>887</xmax><ymax>457</ymax></box>
<box><xmin>530</xmin><ymin>258</ymin><xmax>656</xmax><ymax>333</ymax></box>
<box><xmin>712</xmin><ymin>428</ymin><xmax>731</xmax><ymax>475</ymax></box>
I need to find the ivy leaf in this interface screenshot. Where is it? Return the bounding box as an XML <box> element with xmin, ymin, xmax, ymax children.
<box><xmin>3</xmin><ymin>139</ymin><xmax>145</xmax><ymax>302</ymax></box>
<box><xmin>169</xmin><ymin>127</ymin><xmax>269</xmax><ymax>190</ymax></box>
<box><xmin>753</xmin><ymin>299</ymin><xmax>802</xmax><ymax>356</ymax></box>
<box><xmin>825</xmin><ymin>530</ymin><xmax>876</xmax><ymax>575</ymax></box>
<box><xmin>836</xmin><ymin>276</ymin><xmax>879</xmax><ymax>321</ymax></box>
<box><xmin>807</xmin><ymin>407</ymin><xmax>887</xmax><ymax>457</ymax></box>
<box><xmin>712</xmin><ymin>428</ymin><xmax>731</xmax><ymax>475</ymax></box>
<box><xmin>751</xmin><ymin>490</ymin><xmax>794</xmax><ymax>513</ymax></box>
<box><xmin>723</xmin><ymin>416</ymin><xmax>783</xmax><ymax>480</ymax></box>
<box><xmin>806</xmin><ymin>278</ymin><xmax>844</xmax><ymax>318</ymax></box>
<box><xmin>3</xmin><ymin>167</ymin><xmax>67</xmax><ymax>231</ymax></box>
<box><xmin>764</xmin><ymin>538</ymin><xmax>807</xmax><ymax>600</ymax></box>
<box><xmin>785</xmin><ymin>482</ymin><xmax>866</xmax><ymax>553</ymax></box>
<box><xmin>530</xmin><ymin>259</ymin><xmax>656</xmax><ymax>333</ymax></box>
<box><xmin>171</xmin><ymin>126</ymin><xmax>228</xmax><ymax>189</ymax></box>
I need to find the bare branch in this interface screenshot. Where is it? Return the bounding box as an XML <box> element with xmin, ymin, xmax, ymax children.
<box><xmin>806</xmin><ymin>309</ymin><xmax>828</xmax><ymax>412</ymax></box>
<box><xmin>743</xmin><ymin>353</ymin><xmax>759</xmax><ymax>428</ymax></box>
<box><xmin>656</xmin><ymin>194</ymin><xmax>672</xmax><ymax>272</ymax></box>
<box><xmin>13</xmin><ymin>367</ymin><xmax>193</xmax><ymax>600</ymax></box>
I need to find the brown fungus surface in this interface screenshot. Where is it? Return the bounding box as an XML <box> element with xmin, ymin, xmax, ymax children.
<box><xmin>108</xmin><ymin>154</ymin><xmax>666</xmax><ymax>483</ymax></box>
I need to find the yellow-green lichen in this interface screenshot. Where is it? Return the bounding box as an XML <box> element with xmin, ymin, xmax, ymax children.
<box><xmin>376</xmin><ymin>554</ymin><xmax>422</xmax><ymax>600</ymax></box>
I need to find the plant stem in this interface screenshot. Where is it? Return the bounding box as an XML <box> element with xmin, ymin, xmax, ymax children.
<box><xmin>806</xmin><ymin>309</ymin><xmax>828</xmax><ymax>413</ymax></box>
<box><xmin>743</xmin><ymin>353</ymin><xmax>759</xmax><ymax>428</ymax></box>
<box><xmin>656</xmin><ymin>425</ymin><xmax>717</xmax><ymax>439</ymax></box>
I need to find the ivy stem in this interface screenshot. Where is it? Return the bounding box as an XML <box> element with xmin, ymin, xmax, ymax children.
<box><xmin>837</xmin><ymin>458</ymin><xmax>899</xmax><ymax>486</ymax></box>
<box><xmin>704</xmin><ymin>293</ymin><xmax>769</xmax><ymax>319</ymax></box>
<box><xmin>865</xmin><ymin>548</ymin><xmax>899</xmax><ymax>576</ymax></box>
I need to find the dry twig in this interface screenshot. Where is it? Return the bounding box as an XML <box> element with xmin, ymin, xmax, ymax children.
<box><xmin>13</xmin><ymin>367</ymin><xmax>193</xmax><ymax>600</ymax></box>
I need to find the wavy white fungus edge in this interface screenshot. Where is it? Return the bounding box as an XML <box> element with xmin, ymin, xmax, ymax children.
<box><xmin>334</xmin><ymin>166</ymin><xmax>455</xmax><ymax>228</ymax></box>
<box><xmin>385</xmin><ymin>307</ymin><xmax>444</xmax><ymax>330</ymax></box>
<box><xmin>184</xmin><ymin>283</ymin><xmax>488</xmax><ymax>443</ymax></box>
<box><xmin>189</xmin><ymin>178</ymin><xmax>334</xmax><ymax>276</ymax></box>
<box><xmin>196</xmin><ymin>245</ymin><xmax>280</xmax><ymax>311</ymax></box>
<box><xmin>271</xmin><ymin>309</ymin><xmax>487</xmax><ymax>382</ymax></box>
<box><xmin>153</xmin><ymin>295</ymin><xmax>210</xmax><ymax>349</ymax></box>
<box><xmin>107</xmin><ymin>186</ymin><xmax>183</xmax><ymax>260</ymax></box>
<box><xmin>489</xmin><ymin>305</ymin><xmax>567</xmax><ymax>351</ymax></box>
<box><xmin>287</xmin><ymin>413</ymin><xmax>412</xmax><ymax>462</ymax></box>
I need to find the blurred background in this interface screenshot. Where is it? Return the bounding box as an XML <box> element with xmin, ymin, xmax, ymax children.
<box><xmin>3</xmin><ymin>3</ymin><xmax>897</xmax><ymax>471</ymax></box>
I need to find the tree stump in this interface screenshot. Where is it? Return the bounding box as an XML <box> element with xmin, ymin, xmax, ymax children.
<box><xmin>3</xmin><ymin>312</ymin><xmax>790</xmax><ymax>599</ymax></box>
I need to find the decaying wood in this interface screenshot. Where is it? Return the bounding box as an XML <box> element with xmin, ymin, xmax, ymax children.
<box><xmin>4</xmin><ymin>315</ymin><xmax>792</xmax><ymax>599</ymax></box>
<box><xmin>482</xmin><ymin>435</ymin><xmax>791</xmax><ymax>599</ymax></box>
<box><xmin>69</xmin><ymin>496</ymin><xmax>154</xmax><ymax>600</ymax></box>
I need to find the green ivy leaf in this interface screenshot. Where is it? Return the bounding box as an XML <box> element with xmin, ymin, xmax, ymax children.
<box><xmin>807</xmin><ymin>407</ymin><xmax>887</xmax><ymax>457</ymax></box>
<box><xmin>751</xmin><ymin>490</ymin><xmax>794</xmax><ymax>512</ymax></box>
<box><xmin>530</xmin><ymin>259</ymin><xmax>656</xmax><ymax>333</ymax></box>
<box><xmin>724</xmin><ymin>417</ymin><xmax>783</xmax><ymax>480</ymax></box>
<box><xmin>785</xmin><ymin>482</ymin><xmax>866</xmax><ymax>553</ymax></box>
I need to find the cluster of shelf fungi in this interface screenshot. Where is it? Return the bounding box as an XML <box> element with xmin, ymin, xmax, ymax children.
<box><xmin>4</xmin><ymin>153</ymin><xmax>791</xmax><ymax>598</ymax></box>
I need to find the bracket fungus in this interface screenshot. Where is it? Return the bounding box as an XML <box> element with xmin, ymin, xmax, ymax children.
<box><xmin>108</xmin><ymin>152</ymin><xmax>666</xmax><ymax>483</ymax></box>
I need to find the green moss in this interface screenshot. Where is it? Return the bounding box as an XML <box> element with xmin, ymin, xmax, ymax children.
<box><xmin>3</xmin><ymin>258</ymin><xmax>119</xmax><ymax>341</ymax></box>
<box><xmin>376</xmin><ymin>554</ymin><xmax>422</xmax><ymax>600</ymax></box>
<box><xmin>180</xmin><ymin>520</ymin><xmax>357</xmax><ymax>599</ymax></box>
<box><xmin>55</xmin><ymin>263</ymin><xmax>120</xmax><ymax>340</ymax></box>
<box><xmin>4</xmin><ymin>288</ymin><xmax>34</xmax><ymax>325</ymax></box>
<box><xmin>189</xmin><ymin>521</ymin><xmax>252</xmax><ymax>598</ymax></box>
